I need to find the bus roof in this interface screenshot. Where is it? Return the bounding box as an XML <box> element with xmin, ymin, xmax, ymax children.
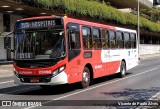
<box><xmin>65</xmin><ymin>17</ymin><xmax>136</xmax><ymax>33</ymax></box>
<box><xmin>19</xmin><ymin>15</ymin><xmax>136</xmax><ymax>33</ymax></box>
<box><xmin>20</xmin><ymin>16</ymin><xmax>56</xmax><ymax>21</ymax></box>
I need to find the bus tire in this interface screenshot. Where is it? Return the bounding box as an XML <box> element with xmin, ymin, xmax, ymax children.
<box><xmin>81</xmin><ymin>67</ymin><xmax>90</xmax><ymax>88</ymax></box>
<box><xmin>40</xmin><ymin>85</ymin><xmax>51</xmax><ymax>89</ymax></box>
<box><xmin>119</xmin><ymin>61</ymin><xmax>126</xmax><ymax>78</ymax></box>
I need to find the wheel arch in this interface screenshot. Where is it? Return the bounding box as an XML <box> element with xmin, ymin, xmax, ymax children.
<box><xmin>121</xmin><ymin>59</ymin><xmax>126</xmax><ymax>66</ymax></box>
<box><xmin>119</xmin><ymin>59</ymin><xmax>126</xmax><ymax>71</ymax></box>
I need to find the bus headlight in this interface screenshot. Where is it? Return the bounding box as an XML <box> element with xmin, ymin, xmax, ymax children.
<box><xmin>14</xmin><ymin>68</ymin><xmax>19</xmax><ymax>77</ymax></box>
<box><xmin>52</xmin><ymin>65</ymin><xmax>65</xmax><ymax>77</ymax></box>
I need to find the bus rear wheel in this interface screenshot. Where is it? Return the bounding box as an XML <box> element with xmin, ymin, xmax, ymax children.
<box><xmin>81</xmin><ymin>67</ymin><xmax>90</xmax><ymax>88</ymax></box>
<box><xmin>119</xmin><ymin>61</ymin><xmax>126</xmax><ymax>78</ymax></box>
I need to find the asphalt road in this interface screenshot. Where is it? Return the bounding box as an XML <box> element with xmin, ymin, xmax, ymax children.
<box><xmin>0</xmin><ymin>57</ymin><xmax>160</xmax><ymax>109</ymax></box>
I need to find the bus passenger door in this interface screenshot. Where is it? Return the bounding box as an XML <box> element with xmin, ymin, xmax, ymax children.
<box><xmin>67</xmin><ymin>23</ymin><xmax>82</xmax><ymax>83</ymax></box>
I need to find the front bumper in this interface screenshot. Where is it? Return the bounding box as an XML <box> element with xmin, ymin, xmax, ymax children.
<box><xmin>14</xmin><ymin>71</ymin><xmax>68</xmax><ymax>85</ymax></box>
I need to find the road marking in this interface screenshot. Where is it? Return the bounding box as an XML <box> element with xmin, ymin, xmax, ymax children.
<box><xmin>24</xmin><ymin>67</ymin><xmax>158</xmax><ymax>109</ymax></box>
<box><xmin>149</xmin><ymin>92</ymin><xmax>160</xmax><ymax>100</ymax></box>
<box><xmin>0</xmin><ymin>80</ymin><xmax>14</xmax><ymax>85</ymax></box>
<box><xmin>137</xmin><ymin>91</ymin><xmax>160</xmax><ymax>109</ymax></box>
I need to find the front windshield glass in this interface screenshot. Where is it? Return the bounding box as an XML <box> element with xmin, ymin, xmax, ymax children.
<box><xmin>15</xmin><ymin>29</ymin><xmax>65</xmax><ymax>60</ymax></box>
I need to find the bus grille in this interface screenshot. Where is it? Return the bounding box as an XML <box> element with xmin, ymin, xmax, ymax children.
<box><xmin>19</xmin><ymin>75</ymin><xmax>52</xmax><ymax>83</ymax></box>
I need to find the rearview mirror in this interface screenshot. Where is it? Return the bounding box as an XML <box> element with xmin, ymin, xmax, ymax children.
<box><xmin>4</xmin><ymin>37</ymin><xmax>9</xmax><ymax>49</ymax></box>
<box><xmin>6</xmin><ymin>46</ymin><xmax>14</xmax><ymax>52</ymax></box>
<box><xmin>4</xmin><ymin>32</ymin><xmax>14</xmax><ymax>52</ymax></box>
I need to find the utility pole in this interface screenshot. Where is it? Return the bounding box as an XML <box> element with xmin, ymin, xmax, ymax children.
<box><xmin>138</xmin><ymin>0</ymin><xmax>140</xmax><ymax>59</ymax></box>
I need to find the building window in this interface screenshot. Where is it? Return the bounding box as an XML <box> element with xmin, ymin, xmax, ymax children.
<box><xmin>143</xmin><ymin>36</ymin><xmax>150</xmax><ymax>44</ymax></box>
<box><xmin>153</xmin><ymin>0</ymin><xmax>160</xmax><ymax>5</ymax></box>
<box><xmin>140</xmin><ymin>35</ymin><xmax>144</xmax><ymax>44</ymax></box>
<box><xmin>152</xmin><ymin>36</ymin><xmax>159</xmax><ymax>45</ymax></box>
<box><xmin>3</xmin><ymin>14</ymin><xmax>10</xmax><ymax>32</ymax></box>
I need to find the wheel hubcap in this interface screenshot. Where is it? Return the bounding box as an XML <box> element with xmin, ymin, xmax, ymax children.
<box><xmin>83</xmin><ymin>71</ymin><xmax>89</xmax><ymax>83</ymax></box>
<box><xmin>122</xmin><ymin>66</ymin><xmax>125</xmax><ymax>75</ymax></box>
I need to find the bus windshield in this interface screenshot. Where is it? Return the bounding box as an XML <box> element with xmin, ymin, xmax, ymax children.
<box><xmin>15</xmin><ymin>29</ymin><xmax>66</xmax><ymax>60</ymax></box>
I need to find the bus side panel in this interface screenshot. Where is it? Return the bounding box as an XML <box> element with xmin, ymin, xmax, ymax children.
<box><xmin>123</xmin><ymin>49</ymin><xmax>138</xmax><ymax>70</ymax></box>
<box><xmin>63</xmin><ymin>19</ymin><xmax>81</xmax><ymax>84</ymax></box>
<box><xmin>105</xmin><ymin>61</ymin><xmax>121</xmax><ymax>74</ymax></box>
<box><xmin>101</xmin><ymin>49</ymin><xmax>121</xmax><ymax>75</ymax></box>
<box><xmin>91</xmin><ymin>50</ymin><xmax>121</xmax><ymax>78</ymax></box>
<box><xmin>92</xmin><ymin>50</ymin><xmax>105</xmax><ymax>78</ymax></box>
<box><xmin>66</xmin><ymin>55</ymin><xmax>84</xmax><ymax>84</ymax></box>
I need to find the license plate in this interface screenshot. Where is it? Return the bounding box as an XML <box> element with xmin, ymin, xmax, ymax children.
<box><xmin>30</xmin><ymin>78</ymin><xmax>39</xmax><ymax>83</ymax></box>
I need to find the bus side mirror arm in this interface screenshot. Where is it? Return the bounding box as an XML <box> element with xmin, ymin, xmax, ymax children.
<box><xmin>6</xmin><ymin>46</ymin><xmax>14</xmax><ymax>52</ymax></box>
<box><xmin>68</xmin><ymin>30</ymin><xmax>72</xmax><ymax>50</ymax></box>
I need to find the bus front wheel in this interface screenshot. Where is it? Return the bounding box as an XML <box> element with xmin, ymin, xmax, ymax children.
<box><xmin>81</xmin><ymin>67</ymin><xmax>90</xmax><ymax>88</ymax></box>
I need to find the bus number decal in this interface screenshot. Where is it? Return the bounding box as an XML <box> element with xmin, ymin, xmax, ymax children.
<box><xmin>19</xmin><ymin>53</ymin><xmax>31</xmax><ymax>59</ymax></box>
<box><xmin>39</xmin><ymin>70</ymin><xmax>52</xmax><ymax>75</ymax></box>
<box><xmin>95</xmin><ymin>65</ymin><xmax>102</xmax><ymax>69</ymax></box>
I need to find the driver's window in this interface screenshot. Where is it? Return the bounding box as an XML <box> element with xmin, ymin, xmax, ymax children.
<box><xmin>68</xmin><ymin>23</ymin><xmax>80</xmax><ymax>50</ymax></box>
<box><xmin>67</xmin><ymin>23</ymin><xmax>80</xmax><ymax>61</ymax></box>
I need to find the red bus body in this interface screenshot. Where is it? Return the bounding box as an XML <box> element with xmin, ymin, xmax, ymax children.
<box><xmin>13</xmin><ymin>16</ymin><xmax>138</xmax><ymax>86</ymax></box>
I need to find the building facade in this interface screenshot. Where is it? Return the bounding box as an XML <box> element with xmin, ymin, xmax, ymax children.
<box><xmin>0</xmin><ymin>13</ymin><xmax>22</xmax><ymax>60</ymax></box>
<box><xmin>106</xmin><ymin>0</ymin><xmax>160</xmax><ymax>56</ymax></box>
<box><xmin>106</xmin><ymin>0</ymin><xmax>153</xmax><ymax>9</ymax></box>
<box><xmin>0</xmin><ymin>0</ymin><xmax>51</xmax><ymax>61</ymax></box>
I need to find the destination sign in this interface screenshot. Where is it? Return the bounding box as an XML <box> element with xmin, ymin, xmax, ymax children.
<box><xmin>16</xmin><ymin>19</ymin><xmax>62</xmax><ymax>29</ymax></box>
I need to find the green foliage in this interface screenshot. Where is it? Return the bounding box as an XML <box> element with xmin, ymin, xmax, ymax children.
<box><xmin>37</xmin><ymin>0</ymin><xmax>160</xmax><ymax>32</ymax></box>
<box><xmin>140</xmin><ymin>8</ymin><xmax>160</xmax><ymax>22</ymax></box>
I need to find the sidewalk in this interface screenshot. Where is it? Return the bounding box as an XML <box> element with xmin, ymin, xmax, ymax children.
<box><xmin>0</xmin><ymin>64</ymin><xmax>13</xmax><ymax>78</ymax></box>
<box><xmin>140</xmin><ymin>53</ymin><xmax>160</xmax><ymax>60</ymax></box>
<box><xmin>0</xmin><ymin>53</ymin><xmax>160</xmax><ymax>78</ymax></box>
<box><xmin>0</xmin><ymin>61</ymin><xmax>13</xmax><ymax>65</ymax></box>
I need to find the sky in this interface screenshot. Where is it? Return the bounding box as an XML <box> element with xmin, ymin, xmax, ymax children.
<box><xmin>149</xmin><ymin>0</ymin><xmax>153</xmax><ymax>3</ymax></box>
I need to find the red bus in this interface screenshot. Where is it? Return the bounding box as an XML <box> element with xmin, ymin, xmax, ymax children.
<box><xmin>11</xmin><ymin>15</ymin><xmax>138</xmax><ymax>88</ymax></box>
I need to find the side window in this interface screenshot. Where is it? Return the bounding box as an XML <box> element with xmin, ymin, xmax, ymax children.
<box><xmin>68</xmin><ymin>23</ymin><xmax>80</xmax><ymax>50</ymax></box>
<box><xmin>109</xmin><ymin>31</ymin><xmax>116</xmax><ymax>48</ymax></box>
<box><xmin>101</xmin><ymin>29</ymin><xmax>109</xmax><ymax>49</ymax></box>
<box><xmin>82</xmin><ymin>26</ymin><xmax>92</xmax><ymax>49</ymax></box>
<box><xmin>92</xmin><ymin>28</ymin><xmax>101</xmax><ymax>49</ymax></box>
<box><xmin>124</xmin><ymin>32</ymin><xmax>131</xmax><ymax>48</ymax></box>
<box><xmin>116</xmin><ymin>31</ymin><xmax>124</xmax><ymax>48</ymax></box>
<box><xmin>67</xmin><ymin>23</ymin><xmax>80</xmax><ymax>61</ymax></box>
<box><xmin>131</xmin><ymin>33</ymin><xmax>137</xmax><ymax>48</ymax></box>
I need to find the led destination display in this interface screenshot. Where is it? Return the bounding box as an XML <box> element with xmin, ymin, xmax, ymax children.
<box><xmin>16</xmin><ymin>19</ymin><xmax>62</xmax><ymax>29</ymax></box>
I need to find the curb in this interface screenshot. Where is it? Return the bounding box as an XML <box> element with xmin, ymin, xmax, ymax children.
<box><xmin>0</xmin><ymin>61</ymin><xmax>13</xmax><ymax>65</ymax></box>
<box><xmin>140</xmin><ymin>54</ymin><xmax>160</xmax><ymax>60</ymax></box>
